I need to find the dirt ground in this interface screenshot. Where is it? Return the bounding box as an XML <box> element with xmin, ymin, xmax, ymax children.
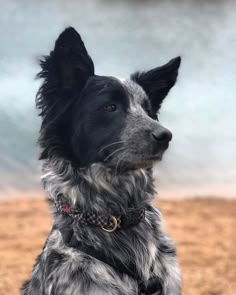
<box><xmin>0</xmin><ymin>197</ymin><xmax>235</xmax><ymax>295</ymax></box>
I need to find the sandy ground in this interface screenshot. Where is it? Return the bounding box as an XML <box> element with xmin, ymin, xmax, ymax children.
<box><xmin>0</xmin><ymin>197</ymin><xmax>235</xmax><ymax>295</ymax></box>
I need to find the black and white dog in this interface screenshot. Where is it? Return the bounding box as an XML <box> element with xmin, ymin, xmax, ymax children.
<box><xmin>22</xmin><ymin>27</ymin><xmax>181</xmax><ymax>295</ymax></box>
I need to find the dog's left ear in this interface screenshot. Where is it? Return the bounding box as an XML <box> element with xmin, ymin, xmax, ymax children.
<box><xmin>131</xmin><ymin>56</ymin><xmax>181</xmax><ymax>112</ymax></box>
<box><xmin>37</xmin><ymin>27</ymin><xmax>95</xmax><ymax>111</ymax></box>
<box><xmin>53</xmin><ymin>27</ymin><xmax>95</xmax><ymax>95</ymax></box>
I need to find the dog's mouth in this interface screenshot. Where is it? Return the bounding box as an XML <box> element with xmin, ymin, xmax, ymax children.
<box><xmin>129</xmin><ymin>152</ymin><xmax>165</xmax><ymax>168</ymax></box>
<box><xmin>103</xmin><ymin>148</ymin><xmax>167</xmax><ymax>170</ymax></box>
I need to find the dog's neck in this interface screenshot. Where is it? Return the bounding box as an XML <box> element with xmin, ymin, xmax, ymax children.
<box><xmin>41</xmin><ymin>157</ymin><xmax>156</xmax><ymax>215</ymax></box>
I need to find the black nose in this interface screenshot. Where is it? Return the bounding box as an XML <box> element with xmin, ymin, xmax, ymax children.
<box><xmin>152</xmin><ymin>128</ymin><xmax>172</xmax><ymax>143</ymax></box>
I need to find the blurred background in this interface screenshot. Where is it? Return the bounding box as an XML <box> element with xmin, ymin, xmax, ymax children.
<box><xmin>0</xmin><ymin>1</ymin><xmax>236</xmax><ymax>294</ymax></box>
<box><xmin>0</xmin><ymin>0</ymin><xmax>235</xmax><ymax>198</ymax></box>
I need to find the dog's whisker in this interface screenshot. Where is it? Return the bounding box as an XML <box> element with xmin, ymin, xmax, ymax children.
<box><xmin>99</xmin><ymin>141</ymin><xmax>125</xmax><ymax>153</ymax></box>
<box><xmin>115</xmin><ymin>151</ymin><xmax>128</xmax><ymax>175</ymax></box>
<box><xmin>104</xmin><ymin>147</ymin><xmax>126</xmax><ymax>162</ymax></box>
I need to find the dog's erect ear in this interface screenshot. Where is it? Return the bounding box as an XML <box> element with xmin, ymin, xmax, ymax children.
<box><xmin>37</xmin><ymin>27</ymin><xmax>94</xmax><ymax>117</ymax></box>
<box><xmin>53</xmin><ymin>27</ymin><xmax>94</xmax><ymax>93</ymax></box>
<box><xmin>131</xmin><ymin>56</ymin><xmax>181</xmax><ymax>112</ymax></box>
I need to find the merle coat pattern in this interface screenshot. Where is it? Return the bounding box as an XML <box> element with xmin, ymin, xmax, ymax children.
<box><xmin>21</xmin><ymin>27</ymin><xmax>182</xmax><ymax>295</ymax></box>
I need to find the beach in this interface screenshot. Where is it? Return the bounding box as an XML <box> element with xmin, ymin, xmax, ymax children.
<box><xmin>0</xmin><ymin>197</ymin><xmax>235</xmax><ymax>295</ymax></box>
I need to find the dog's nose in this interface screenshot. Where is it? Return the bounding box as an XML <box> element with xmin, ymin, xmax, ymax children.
<box><xmin>152</xmin><ymin>128</ymin><xmax>172</xmax><ymax>144</ymax></box>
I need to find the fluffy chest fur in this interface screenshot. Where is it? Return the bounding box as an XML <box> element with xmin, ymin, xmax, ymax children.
<box><xmin>22</xmin><ymin>161</ymin><xmax>181</xmax><ymax>295</ymax></box>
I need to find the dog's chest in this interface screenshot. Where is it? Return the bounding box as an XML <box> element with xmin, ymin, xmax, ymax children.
<box><xmin>44</xmin><ymin>210</ymin><xmax>161</xmax><ymax>285</ymax></box>
<box><xmin>27</xmin><ymin>206</ymin><xmax>181</xmax><ymax>295</ymax></box>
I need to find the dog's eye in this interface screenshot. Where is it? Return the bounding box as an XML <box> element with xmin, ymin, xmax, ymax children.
<box><xmin>103</xmin><ymin>104</ymin><xmax>117</xmax><ymax>112</ymax></box>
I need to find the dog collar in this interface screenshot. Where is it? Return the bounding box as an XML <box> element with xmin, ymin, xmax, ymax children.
<box><xmin>54</xmin><ymin>200</ymin><xmax>145</xmax><ymax>232</ymax></box>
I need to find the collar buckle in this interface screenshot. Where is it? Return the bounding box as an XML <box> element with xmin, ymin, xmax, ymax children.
<box><xmin>101</xmin><ymin>216</ymin><xmax>118</xmax><ymax>232</ymax></box>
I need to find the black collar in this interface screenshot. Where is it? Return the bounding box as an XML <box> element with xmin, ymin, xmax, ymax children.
<box><xmin>54</xmin><ymin>199</ymin><xmax>146</xmax><ymax>232</ymax></box>
<box><xmin>56</xmin><ymin>199</ymin><xmax>163</xmax><ymax>294</ymax></box>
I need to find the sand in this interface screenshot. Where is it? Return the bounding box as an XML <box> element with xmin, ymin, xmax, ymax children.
<box><xmin>0</xmin><ymin>197</ymin><xmax>235</xmax><ymax>295</ymax></box>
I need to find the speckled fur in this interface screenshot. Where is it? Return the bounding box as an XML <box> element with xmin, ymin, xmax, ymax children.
<box><xmin>22</xmin><ymin>159</ymin><xmax>181</xmax><ymax>295</ymax></box>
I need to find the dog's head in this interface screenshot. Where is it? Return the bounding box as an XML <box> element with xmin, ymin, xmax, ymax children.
<box><xmin>37</xmin><ymin>27</ymin><xmax>181</xmax><ymax>170</ymax></box>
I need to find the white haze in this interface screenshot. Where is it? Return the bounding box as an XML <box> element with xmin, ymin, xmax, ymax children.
<box><xmin>0</xmin><ymin>0</ymin><xmax>235</xmax><ymax>197</ymax></box>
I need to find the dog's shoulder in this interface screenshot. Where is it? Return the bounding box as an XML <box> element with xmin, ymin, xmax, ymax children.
<box><xmin>22</xmin><ymin>228</ymin><xmax>138</xmax><ymax>295</ymax></box>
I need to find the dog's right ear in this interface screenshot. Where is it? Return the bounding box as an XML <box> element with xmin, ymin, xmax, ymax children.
<box><xmin>37</xmin><ymin>27</ymin><xmax>94</xmax><ymax>116</ymax></box>
<box><xmin>131</xmin><ymin>57</ymin><xmax>181</xmax><ymax>113</ymax></box>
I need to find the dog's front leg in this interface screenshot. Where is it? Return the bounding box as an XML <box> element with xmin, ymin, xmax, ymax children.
<box><xmin>155</xmin><ymin>235</ymin><xmax>182</xmax><ymax>295</ymax></box>
<box><xmin>21</xmin><ymin>254</ymin><xmax>45</xmax><ymax>295</ymax></box>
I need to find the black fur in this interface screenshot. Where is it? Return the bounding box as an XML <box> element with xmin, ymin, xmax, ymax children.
<box><xmin>131</xmin><ymin>57</ymin><xmax>181</xmax><ymax>112</ymax></box>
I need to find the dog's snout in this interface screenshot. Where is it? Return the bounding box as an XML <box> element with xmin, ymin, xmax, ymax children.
<box><xmin>152</xmin><ymin>128</ymin><xmax>172</xmax><ymax>144</ymax></box>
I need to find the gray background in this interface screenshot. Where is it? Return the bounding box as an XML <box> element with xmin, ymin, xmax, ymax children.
<box><xmin>0</xmin><ymin>0</ymin><xmax>235</xmax><ymax>198</ymax></box>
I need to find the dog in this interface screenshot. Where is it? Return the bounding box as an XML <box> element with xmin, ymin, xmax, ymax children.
<box><xmin>21</xmin><ymin>27</ymin><xmax>182</xmax><ymax>295</ymax></box>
